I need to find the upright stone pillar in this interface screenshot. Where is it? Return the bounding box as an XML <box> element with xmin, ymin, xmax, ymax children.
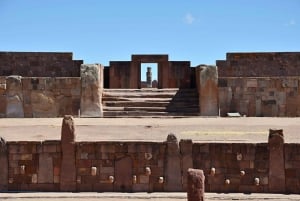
<box><xmin>164</xmin><ymin>134</ymin><xmax>182</xmax><ymax>191</ymax></box>
<box><xmin>146</xmin><ymin>67</ymin><xmax>152</xmax><ymax>88</ymax></box>
<box><xmin>180</xmin><ymin>139</ymin><xmax>193</xmax><ymax>191</ymax></box>
<box><xmin>187</xmin><ymin>168</ymin><xmax>205</xmax><ymax>201</ymax></box>
<box><xmin>60</xmin><ymin>115</ymin><xmax>76</xmax><ymax>191</ymax></box>
<box><xmin>268</xmin><ymin>129</ymin><xmax>285</xmax><ymax>193</ymax></box>
<box><xmin>0</xmin><ymin>137</ymin><xmax>8</xmax><ymax>191</ymax></box>
<box><xmin>196</xmin><ymin>65</ymin><xmax>218</xmax><ymax>116</ymax></box>
<box><xmin>6</xmin><ymin>76</ymin><xmax>24</xmax><ymax>118</ymax></box>
<box><xmin>80</xmin><ymin>64</ymin><xmax>103</xmax><ymax>117</ymax></box>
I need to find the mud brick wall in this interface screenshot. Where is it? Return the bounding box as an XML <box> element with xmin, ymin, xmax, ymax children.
<box><xmin>218</xmin><ymin>77</ymin><xmax>300</xmax><ymax>117</ymax></box>
<box><xmin>0</xmin><ymin>77</ymin><xmax>6</xmax><ymax>117</ymax></box>
<box><xmin>193</xmin><ymin>143</ymin><xmax>269</xmax><ymax>193</ymax></box>
<box><xmin>21</xmin><ymin>77</ymin><xmax>81</xmax><ymax>117</ymax></box>
<box><xmin>0</xmin><ymin>52</ymin><xmax>83</xmax><ymax>77</ymax></box>
<box><xmin>7</xmin><ymin>141</ymin><xmax>61</xmax><ymax>191</ymax></box>
<box><xmin>217</xmin><ymin>52</ymin><xmax>300</xmax><ymax>77</ymax></box>
<box><xmin>76</xmin><ymin>142</ymin><xmax>165</xmax><ymax>192</ymax></box>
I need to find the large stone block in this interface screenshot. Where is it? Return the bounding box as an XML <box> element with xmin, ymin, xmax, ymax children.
<box><xmin>164</xmin><ymin>134</ymin><xmax>182</xmax><ymax>191</ymax></box>
<box><xmin>187</xmin><ymin>168</ymin><xmax>205</xmax><ymax>201</ymax></box>
<box><xmin>6</xmin><ymin>76</ymin><xmax>24</xmax><ymax>117</ymax></box>
<box><xmin>60</xmin><ymin>115</ymin><xmax>76</xmax><ymax>191</ymax></box>
<box><xmin>38</xmin><ymin>153</ymin><xmax>54</xmax><ymax>183</ymax></box>
<box><xmin>31</xmin><ymin>91</ymin><xmax>58</xmax><ymax>117</ymax></box>
<box><xmin>80</xmin><ymin>64</ymin><xmax>103</xmax><ymax>117</ymax></box>
<box><xmin>0</xmin><ymin>137</ymin><xmax>8</xmax><ymax>191</ymax></box>
<box><xmin>196</xmin><ymin>65</ymin><xmax>218</xmax><ymax>116</ymax></box>
<box><xmin>268</xmin><ymin>129</ymin><xmax>285</xmax><ymax>193</ymax></box>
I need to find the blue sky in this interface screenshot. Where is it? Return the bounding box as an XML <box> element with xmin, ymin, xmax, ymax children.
<box><xmin>0</xmin><ymin>0</ymin><xmax>299</xmax><ymax>70</ymax></box>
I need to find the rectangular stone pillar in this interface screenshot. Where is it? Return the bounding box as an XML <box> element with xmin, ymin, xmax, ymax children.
<box><xmin>268</xmin><ymin>129</ymin><xmax>285</xmax><ymax>193</ymax></box>
<box><xmin>80</xmin><ymin>64</ymin><xmax>103</xmax><ymax>117</ymax></box>
<box><xmin>196</xmin><ymin>65</ymin><xmax>219</xmax><ymax>116</ymax></box>
<box><xmin>0</xmin><ymin>137</ymin><xmax>8</xmax><ymax>191</ymax></box>
<box><xmin>180</xmin><ymin>139</ymin><xmax>193</xmax><ymax>191</ymax></box>
<box><xmin>6</xmin><ymin>76</ymin><xmax>24</xmax><ymax>118</ymax></box>
<box><xmin>60</xmin><ymin>115</ymin><xmax>76</xmax><ymax>191</ymax></box>
<box><xmin>164</xmin><ymin>134</ymin><xmax>182</xmax><ymax>191</ymax></box>
<box><xmin>187</xmin><ymin>168</ymin><xmax>205</xmax><ymax>201</ymax></box>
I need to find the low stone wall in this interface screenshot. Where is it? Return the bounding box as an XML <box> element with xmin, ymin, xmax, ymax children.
<box><xmin>0</xmin><ymin>117</ymin><xmax>298</xmax><ymax>193</ymax></box>
<box><xmin>219</xmin><ymin>77</ymin><xmax>300</xmax><ymax>117</ymax></box>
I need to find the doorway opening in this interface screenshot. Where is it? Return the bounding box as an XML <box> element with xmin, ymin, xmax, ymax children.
<box><xmin>140</xmin><ymin>63</ymin><xmax>158</xmax><ymax>88</ymax></box>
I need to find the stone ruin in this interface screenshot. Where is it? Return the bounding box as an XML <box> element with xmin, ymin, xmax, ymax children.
<box><xmin>0</xmin><ymin>51</ymin><xmax>300</xmax><ymax>117</ymax></box>
<box><xmin>0</xmin><ymin>116</ymin><xmax>298</xmax><ymax>193</ymax></box>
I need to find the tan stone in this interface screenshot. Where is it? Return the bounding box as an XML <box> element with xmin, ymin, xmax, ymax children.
<box><xmin>31</xmin><ymin>91</ymin><xmax>58</xmax><ymax>117</ymax></box>
<box><xmin>80</xmin><ymin>64</ymin><xmax>103</xmax><ymax>117</ymax></box>
<box><xmin>6</xmin><ymin>76</ymin><xmax>24</xmax><ymax>118</ymax></box>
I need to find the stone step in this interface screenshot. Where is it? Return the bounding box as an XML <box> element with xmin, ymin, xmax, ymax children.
<box><xmin>102</xmin><ymin>88</ymin><xmax>199</xmax><ymax>117</ymax></box>
<box><xmin>104</xmin><ymin>101</ymin><xmax>170</xmax><ymax>107</ymax></box>
<box><xmin>103</xmin><ymin>111</ymin><xmax>200</xmax><ymax>117</ymax></box>
<box><xmin>103</xmin><ymin>106</ymin><xmax>167</xmax><ymax>112</ymax></box>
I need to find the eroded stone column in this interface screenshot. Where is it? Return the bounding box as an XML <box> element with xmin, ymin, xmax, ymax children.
<box><xmin>0</xmin><ymin>137</ymin><xmax>8</xmax><ymax>191</ymax></box>
<box><xmin>60</xmin><ymin>115</ymin><xmax>76</xmax><ymax>191</ymax></box>
<box><xmin>80</xmin><ymin>64</ymin><xmax>103</xmax><ymax>117</ymax></box>
<box><xmin>164</xmin><ymin>134</ymin><xmax>182</xmax><ymax>191</ymax></box>
<box><xmin>196</xmin><ymin>65</ymin><xmax>218</xmax><ymax>116</ymax></box>
<box><xmin>180</xmin><ymin>139</ymin><xmax>193</xmax><ymax>191</ymax></box>
<box><xmin>268</xmin><ymin>129</ymin><xmax>285</xmax><ymax>193</ymax></box>
<box><xmin>187</xmin><ymin>168</ymin><xmax>205</xmax><ymax>201</ymax></box>
<box><xmin>6</xmin><ymin>76</ymin><xmax>24</xmax><ymax>118</ymax></box>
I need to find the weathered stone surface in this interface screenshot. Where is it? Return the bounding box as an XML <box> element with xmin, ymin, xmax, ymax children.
<box><xmin>31</xmin><ymin>91</ymin><xmax>57</xmax><ymax>117</ymax></box>
<box><xmin>197</xmin><ymin>65</ymin><xmax>218</xmax><ymax>116</ymax></box>
<box><xmin>114</xmin><ymin>156</ymin><xmax>133</xmax><ymax>192</ymax></box>
<box><xmin>38</xmin><ymin>153</ymin><xmax>54</xmax><ymax>183</ymax></box>
<box><xmin>268</xmin><ymin>129</ymin><xmax>285</xmax><ymax>193</ymax></box>
<box><xmin>6</xmin><ymin>76</ymin><xmax>24</xmax><ymax>118</ymax></box>
<box><xmin>0</xmin><ymin>137</ymin><xmax>8</xmax><ymax>191</ymax></box>
<box><xmin>164</xmin><ymin>134</ymin><xmax>182</xmax><ymax>191</ymax></box>
<box><xmin>60</xmin><ymin>115</ymin><xmax>76</xmax><ymax>191</ymax></box>
<box><xmin>187</xmin><ymin>168</ymin><xmax>205</xmax><ymax>201</ymax></box>
<box><xmin>180</xmin><ymin>139</ymin><xmax>193</xmax><ymax>191</ymax></box>
<box><xmin>80</xmin><ymin>64</ymin><xmax>103</xmax><ymax>117</ymax></box>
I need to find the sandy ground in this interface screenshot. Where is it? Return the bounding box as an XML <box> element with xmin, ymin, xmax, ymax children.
<box><xmin>0</xmin><ymin>117</ymin><xmax>299</xmax><ymax>143</ymax></box>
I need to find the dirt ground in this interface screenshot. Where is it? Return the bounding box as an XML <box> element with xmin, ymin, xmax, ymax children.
<box><xmin>0</xmin><ymin>117</ymin><xmax>299</xmax><ymax>143</ymax></box>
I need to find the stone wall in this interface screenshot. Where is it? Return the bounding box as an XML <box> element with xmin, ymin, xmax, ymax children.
<box><xmin>0</xmin><ymin>52</ymin><xmax>83</xmax><ymax>77</ymax></box>
<box><xmin>1</xmin><ymin>76</ymin><xmax>81</xmax><ymax>117</ymax></box>
<box><xmin>218</xmin><ymin>77</ymin><xmax>300</xmax><ymax>117</ymax></box>
<box><xmin>0</xmin><ymin>120</ymin><xmax>299</xmax><ymax>193</ymax></box>
<box><xmin>217</xmin><ymin>52</ymin><xmax>300</xmax><ymax>77</ymax></box>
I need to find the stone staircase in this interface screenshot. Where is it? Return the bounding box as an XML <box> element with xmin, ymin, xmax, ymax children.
<box><xmin>102</xmin><ymin>88</ymin><xmax>200</xmax><ymax>117</ymax></box>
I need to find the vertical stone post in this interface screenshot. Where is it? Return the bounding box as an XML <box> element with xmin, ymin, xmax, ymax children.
<box><xmin>268</xmin><ymin>129</ymin><xmax>285</xmax><ymax>193</ymax></box>
<box><xmin>187</xmin><ymin>168</ymin><xmax>205</xmax><ymax>201</ymax></box>
<box><xmin>196</xmin><ymin>65</ymin><xmax>218</xmax><ymax>116</ymax></box>
<box><xmin>60</xmin><ymin>115</ymin><xmax>76</xmax><ymax>191</ymax></box>
<box><xmin>180</xmin><ymin>139</ymin><xmax>193</xmax><ymax>191</ymax></box>
<box><xmin>80</xmin><ymin>64</ymin><xmax>103</xmax><ymax>117</ymax></box>
<box><xmin>6</xmin><ymin>76</ymin><xmax>24</xmax><ymax>118</ymax></box>
<box><xmin>164</xmin><ymin>134</ymin><xmax>182</xmax><ymax>191</ymax></box>
<box><xmin>0</xmin><ymin>137</ymin><xmax>8</xmax><ymax>191</ymax></box>
<box><xmin>146</xmin><ymin>67</ymin><xmax>152</xmax><ymax>88</ymax></box>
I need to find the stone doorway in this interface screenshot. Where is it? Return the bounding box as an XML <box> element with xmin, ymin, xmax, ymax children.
<box><xmin>140</xmin><ymin>63</ymin><xmax>158</xmax><ymax>88</ymax></box>
<box><xmin>114</xmin><ymin>156</ymin><xmax>133</xmax><ymax>192</ymax></box>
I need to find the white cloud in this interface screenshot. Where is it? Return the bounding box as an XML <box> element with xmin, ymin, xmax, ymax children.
<box><xmin>285</xmin><ymin>19</ymin><xmax>296</xmax><ymax>26</ymax></box>
<box><xmin>184</xmin><ymin>13</ymin><xmax>195</xmax><ymax>24</ymax></box>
